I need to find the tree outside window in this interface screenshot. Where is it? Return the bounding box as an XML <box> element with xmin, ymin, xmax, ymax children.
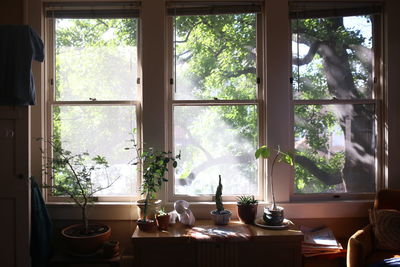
<box><xmin>50</xmin><ymin>16</ymin><xmax>139</xmax><ymax>197</ymax></box>
<box><xmin>171</xmin><ymin>11</ymin><xmax>261</xmax><ymax>196</ymax></box>
<box><xmin>291</xmin><ymin>12</ymin><xmax>379</xmax><ymax>194</ymax></box>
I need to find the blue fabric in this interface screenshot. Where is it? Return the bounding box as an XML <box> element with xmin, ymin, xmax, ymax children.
<box><xmin>30</xmin><ymin>179</ymin><xmax>53</xmax><ymax>267</ymax></box>
<box><xmin>370</xmin><ymin>257</ymin><xmax>400</xmax><ymax>267</ymax></box>
<box><xmin>0</xmin><ymin>25</ymin><xmax>44</xmax><ymax>105</ymax></box>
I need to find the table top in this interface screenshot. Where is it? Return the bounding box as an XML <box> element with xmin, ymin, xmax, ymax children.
<box><xmin>132</xmin><ymin>220</ymin><xmax>303</xmax><ymax>241</ymax></box>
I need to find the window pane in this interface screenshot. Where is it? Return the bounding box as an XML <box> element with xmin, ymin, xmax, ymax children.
<box><xmin>53</xmin><ymin>106</ymin><xmax>137</xmax><ymax>196</ymax></box>
<box><xmin>292</xmin><ymin>15</ymin><xmax>373</xmax><ymax>100</ymax></box>
<box><xmin>174</xmin><ymin>14</ymin><xmax>257</xmax><ymax>100</ymax></box>
<box><xmin>174</xmin><ymin>105</ymin><xmax>258</xmax><ymax>195</ymax></box>
<box><xmin>55</xmin><ymin>18</ymin><xmax>137</xmax><ymax>101</ymax></box>
<box><xmin>294</xmin><ymin>104</ymin><xmax>376</xmax><ymax>193</ymax></box>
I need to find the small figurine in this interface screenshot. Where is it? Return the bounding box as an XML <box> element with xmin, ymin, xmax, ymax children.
<box><xmin>169</xmin><ymin>200</ymin><xmax>195</xmax><ymax>226</ymax></box>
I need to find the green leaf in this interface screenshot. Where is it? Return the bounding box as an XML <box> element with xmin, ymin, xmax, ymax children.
<box><xmin>261</xmin><ymin>147</ymin><xmax>270</xmax><ymax>158</ymax></box>
<box><xmin>255</xmin><ymin>146</ymin><xmax>270</xmax><ymax>159</ymax></box>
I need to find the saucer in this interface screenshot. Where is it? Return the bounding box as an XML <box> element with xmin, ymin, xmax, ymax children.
<box><xmin>254</xmin><ymin>218</ymin><xmax>292</xmax><ymax>230</ymax></box>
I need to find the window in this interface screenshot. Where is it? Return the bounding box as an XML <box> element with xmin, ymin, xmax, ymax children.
<box><xmin>167</xmin><ymin>3</ymin><xmax>263</xmax><ymax>200</ymax></box>
<box><xmin>290</xmin><ymin>3</ymin><xmax>382</xmax><ymax>198</ymax></box>
<box><xmin>45</xmin><ymin>3</ymin><xmax>140</xmax><ymax>199</ymax></box>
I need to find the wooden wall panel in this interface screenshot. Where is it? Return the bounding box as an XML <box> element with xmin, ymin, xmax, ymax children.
<box><xmin>0</xmin><ymin>0</ymin><xmax>24</xmax><ymax>24</ymax></box>
<box><xmin>0</xmin><ymin>198</ymin><xmax>16</xmax><ymax>267</ymax></box>
<box><xmin>0</xmin><ymin>107</ymin><xmax>30</xmax><ymax>267</ymax></box>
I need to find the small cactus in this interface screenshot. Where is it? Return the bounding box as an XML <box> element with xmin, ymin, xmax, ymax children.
<box><xmin>215</xmin><ymin>175</ymin><xmax>224</xmax><ymax>213</ymax></box>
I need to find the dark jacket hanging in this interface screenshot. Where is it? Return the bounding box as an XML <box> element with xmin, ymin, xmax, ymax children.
<box><xmin>30</xmin><ymin>179</ymin><xmax>53</xmax><ymax>267</ymax></box>
<box><xmin>0</xmin><ymin>25</ymin><xmax>44</xmax><ymax>105</ymax></box>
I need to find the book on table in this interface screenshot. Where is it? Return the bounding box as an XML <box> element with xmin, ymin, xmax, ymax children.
<box><xmin>301</xmin><ymin>227</ymin><xmax>344</xmax><ymax>257</ymax></box>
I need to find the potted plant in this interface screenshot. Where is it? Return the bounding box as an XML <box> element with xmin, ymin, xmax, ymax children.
<box><xmin>156</xmin><ymin>208</ymin><xmax>170</xmax><ymax>231</ymax></box>
<box><xmin>236</xmin><ymin>195</ymin><xmax>258</xmax><ymax>224</ymax></box>
<box><xmin>255</xmin><ymin>145</ymin><xmax>295</xmax><ymax>226</ymax></box>
<box><xmin>210</xmin><ymin>175</ymin><xmax>232</xmax><ymax>225</ymax></box>
<box><xmin>41</xmin><ymin>139</ymin><xmax>119</xmax><ymax>254</ymax></box>
<box><xmin>128</xmin><ymin>136</ymin><xmax>180</xmax><ymax>231</ymax></box>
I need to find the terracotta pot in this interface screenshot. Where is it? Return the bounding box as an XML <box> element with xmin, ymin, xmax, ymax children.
<box><xmin>137</xmin><ymin>199</ymin><xmax>161</xmax><ymax>219</ymax></box>
<box><xmin>210</xmin><ymin>209</ymin><xmax>232</xmax><ymax>225</ymax></box>
<box><xmin>237</xmin><ymin>203</ymin><xmax>258</xmax><ymax>224</ymax></box>
<box><xmin>61</xmin><ymin>223</ymin><xmax>111</xmax><ymax>255</ymax></box>
<box><xmin>156</xmin><ymin>214</ymin><xmax>170</xmax><ymax>231</ymax></box>
<box><xmin>137</xmin><ymin>219</ymin><xmax>157</xmax><ymax>232</ymax></box>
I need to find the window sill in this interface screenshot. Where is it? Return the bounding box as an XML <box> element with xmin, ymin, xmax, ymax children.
<box><xmin>46</xmin><ymin>200</ymin><xmax>373</xmax><ymax>221</ymax></box>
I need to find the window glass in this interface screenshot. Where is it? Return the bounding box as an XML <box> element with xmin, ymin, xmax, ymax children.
<box><xmin>55</xmin><ymin>18</ymin><xmax>137</xmax><ymax>101</ymax></box>
<box><xmin>174</xmin><ymin>105</ymin><xmax>258</xmax><ymax>195</ymax></box>
<box><xmin>292</xmin><ymin>16</ymin><xmax>373</xmax><ymax>100</ymax></box>
<box><xmin>52</xmin><ymin>17</ymin><xmax>138</xmax><ymax>197</ymax></box>
<box><xmin>53</xmin><ymin>105</ymin><xmax>137</xmax><ymax>196</ymax></box>
<box><xmin>292</xmin><ymin>14</ymin><xmax>377</xmax><ymax>194</ymax></box>
<box><xmin>294</xmin><ymin>104</ymin><xmax>376</xmax><ymax>193</ymax></box>
<box><xmin>174</xmin><ymin>14</ymin><xmax>257</xmax><ymax>100</ymax></box>
<box><xmin>172</xmin><ymin>12</ymin><xmax>260</xmax><ymax>196</ymax></box>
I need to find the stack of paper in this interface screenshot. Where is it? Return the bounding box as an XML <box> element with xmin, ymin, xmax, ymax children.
<box><xmin>301</xmin><ymin>227</ymin><xmax>344</xmax><ymax>257</ymax></box>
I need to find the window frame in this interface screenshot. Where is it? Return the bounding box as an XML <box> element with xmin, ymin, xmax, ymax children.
<box><xmin>44</xmin><ymin>5</ymin><xmax>142</xmax><ymax>202</ymax></box>
<box><xmin>288</xmin><ymin>9</ymin><xmax>384</xmax><ymax>201</ymax></box>
<box><xmin>166</xmin><ymin>6</ymin><xmax>265</xmax><ymax>202</ymax></box>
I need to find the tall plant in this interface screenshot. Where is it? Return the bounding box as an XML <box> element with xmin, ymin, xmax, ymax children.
<box><xmin>41</xmin><ymin>138</ymin><xmax>119</xmax><ymax>234</ymax></box>
<box><xmin>127</xmin><ymin>135</ymin><xmax>180</xmax><ymax>221</ymax></box>
<box><xmin>215</xmin><ymin>175</ymin><xmax>224</xmax><ymax>213</ymax></box>
<box><xmin>255</xmin><ymin>145</ymin><xmax>295</xmax><ymax>210</ymax></box>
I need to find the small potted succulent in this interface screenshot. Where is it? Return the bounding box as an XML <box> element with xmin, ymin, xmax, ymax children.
<box><xmin>41</xmin><ymin>138</ymin><xmax>119</xmax><ymax>254</ymax></box>
<box><xmin>156</xmin><ymin>208</ymin><xmax>170</xmax><ymax>231</ymax></box>
<box><xmin>255</xmin><ymin>145</ymin><xmax>295</xmax><ymax>226</ymax></box>
<box><xmin>236</xmin><ymin>195</ymin><xmax>258</xmax><ymax>224</ymax></box>
<box><xmin>210</xmin><ymin>175</ymin><xmax>231</xmax><ymax>225</ymax></box>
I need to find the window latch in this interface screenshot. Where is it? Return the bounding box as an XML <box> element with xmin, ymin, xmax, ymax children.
<box><xmin>89</xmin><ymin>98</ymin><xmax>97</xmax><ymax>101</ymax></box>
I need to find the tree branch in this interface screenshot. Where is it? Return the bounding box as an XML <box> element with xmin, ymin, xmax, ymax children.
<box><xmin>225</xmin><ymin>67</ymin><xmax>256</xmax><ymax>78</ymax></box>
<box><xmin>175</xmin><ymin>22</ymin><xmax>201</xmax><ymax>43</ymax></box>
<box><xmin>295</xmin><ymin>155</ymin><xmax>342</xmax><ymax>185</ymax></box>
<box><xmin>348</xmin><ymin>44</ymin><xmax>373</xmax><ymax>72</ymax></box>
<box><xmin>178</xmin><ymin>154</ymin><xmax>253</xmax><ymax>186</ymax></box>
<box><xmin>292</xmin><ymin>41</ymin><xmax>321</xmax><ymax>66</ymax></box>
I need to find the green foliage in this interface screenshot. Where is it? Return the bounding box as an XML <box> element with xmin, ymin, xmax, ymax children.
<box><xmin>157</xmin><ymin>207</ymin><xmax>167</xmax><ymax>217</ymax></box>
<box><xmin>215</xmin><ymin>175</ymin><xmax>224</xmax><ymax>213</ymax></box>
<box><xmin>40</xmin><ymin>138</ymin><xmax>118</xmax><ymax>233</ymax></box>
<box><xmin>236</xmin><ymin>195</ymin><xmax>258</xmax><ymax>205</ymax></box>
<box><xmin>56</xmin><ymin>18</ymin><xmax>137</xmax><ymax>49</ymax></box>
<box><xmin>175</xmin><ymin>14</ymin><xmax>256</xmax><ymax>101</ymax></box>
<box><xmin>51</xmin><ymin>12</ymin><xmax>374</xmax><ymax>195</ymax></box>
<box><xmin>127</xmin><ymin>133</ymin><xmax>180</xmax><ymax>220</ymax></box>
<box><xmin>295</xmin><ymin>151</ymin><xmax>344</xmax><ymax>193</ymax></box>
<box><xmin>292</xmin><ymin>15</ymin><xmax>374</xmax><ymax>192</ymax></box>
<box><xmin>255</xmin><ymin>145</ymin><xmax>295</xmax><ymax>209</ymax></box>
<box><xmin>255</xmin><ymin>146</ymin><xmax>295</xmax><ymax>167</ymax></box>
<box><xmin>139</xmin><ymin>149</ymin><xmax>180</xmax><ymax>199</ymax></box>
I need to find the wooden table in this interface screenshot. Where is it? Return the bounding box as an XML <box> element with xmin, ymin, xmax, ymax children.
<box><xmin>131</xmin><ymin>220</ymin><xmax>303</xmax><ymax>267</ymax></box>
